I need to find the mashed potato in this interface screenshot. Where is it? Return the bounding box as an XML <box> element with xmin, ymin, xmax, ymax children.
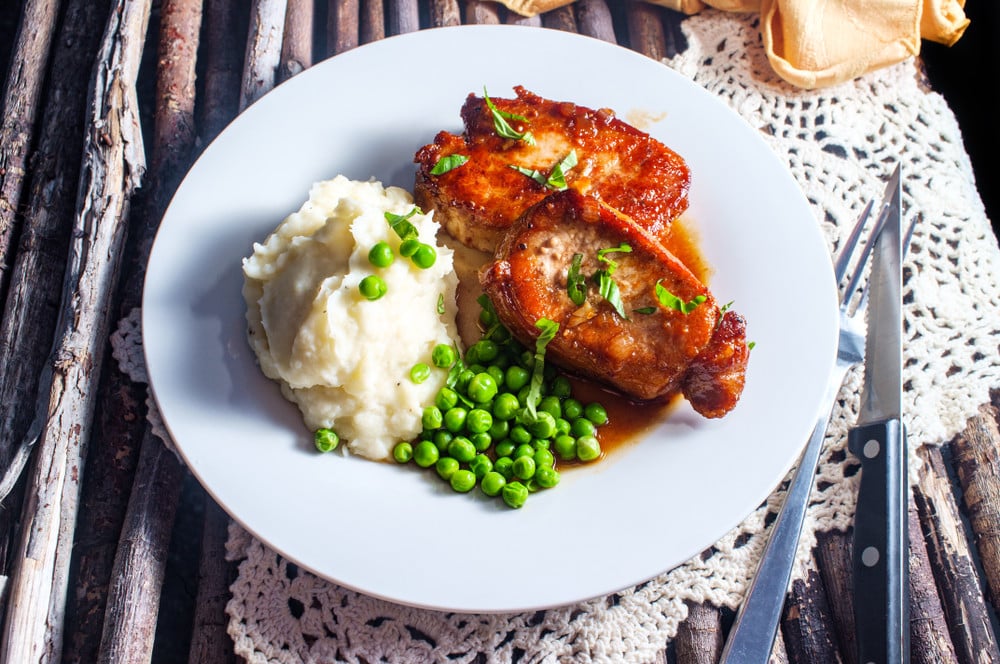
<box><xmin>242</xmin><ymin>175</ymin><xmax>460</xmax><ymax>460</ymax></box>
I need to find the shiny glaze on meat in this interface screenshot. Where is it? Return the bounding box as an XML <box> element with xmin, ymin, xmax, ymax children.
<box><xmin>414</xmin><ymin>86</ymin><xmax>691</xmax><ymax>253</ymax></box>
<box><xmin>481</xmin><ymin>189</ymin><xmax>720</xmax><ymax>403</ymax></box>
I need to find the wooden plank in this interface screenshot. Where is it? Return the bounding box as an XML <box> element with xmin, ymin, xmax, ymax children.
<box><xmin>361</xmin><ymin>0</ymin><xmax>385</xmax><ymax>42</ymax></box>
<box><xmin>0</xmin><ymin>0</ymin><xmax>152</xmax><ymax>660</ymax></box>
<box><xmin>465</xmin><ymin>0</ymin><xmax>501</xmax><ymax>24</ymax></box>
<box><xmin>575</xmin><ymin>0</ymin><xmax>615</xmax><ymax>42</ymax></box>
<box><xmin>780</xmin><ymin>571</ymin><xmax>840</xmax><ymax>663</ymax></box>
<box><xmin>0</xmin><ymin>0</ymin><xmax>62</xmax><ymax>301</ymax></box>
<box><xmin>906</xmin><ymin>499</ymin><xmax>959</xmax><ymax>663</ymax></box>
<box><xmin>279</xmin><ymin>0</ymin><xmax>313</xmax><ymax>79</ymax></box>
<box><xmin>240</xmin><ymin>0</ymin><xmax>287</xmax><ymax>108</ymax></box>
<box><xmin>387</xmin><ymin>0</ymin><xmax>419</xmax><ymax>35</ymax></box>
<box><xmin>674</xmin><ymin>602</ymin><xmax>723</xmax><ymax>664</ymax></box>
<box><xmin>951</xmin><ymin>402</ymin><xmax>1000</xmax><ymax>615</ymax></box>
<box><xmin>914</xmin><ymin>444</ymin><xmax>1000</xmax><ymax>662</ymax></box>
<box><xmin>429</xmin><ymin>0</ymin><xmax>460</xmax><ymax>27</ymax></box>
<box><xmin>327</xmin><ymin>0</ymin><xmax>359</xmax><ymax>54</ymax></box>
<box><xmin>541</xmin><ymin>5</ymin><xmax>576</xmax><ymax>32</ymax></box>
<box><xmin>186</xmin><ymin>497</ymin><xmax>239</xmax><ymax>664</ymax></box>
<box><xmin>625</xmin><ymin>0</ymin><xmax>666</xmax><ymax>60</ymax></box>
<box><xmin>814</xmin><ymin>530</ymin><xmax>856</xmax><ymax>664</ymax></box>
<box><xmin>200</xmin><ymin>0</ymin><xmax>246</xmax><ymax>141</ymax></box>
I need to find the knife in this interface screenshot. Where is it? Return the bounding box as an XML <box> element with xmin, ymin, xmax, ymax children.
<box><xmin>848</xmin><ymin>164</ymin><xmax>908</xmax><ymax>664</ymax></box>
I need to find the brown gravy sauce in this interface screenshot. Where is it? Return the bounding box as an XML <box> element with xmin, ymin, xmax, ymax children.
<box><xmin>442</xmin><ymin>216</ymin><xmax>708</xmax><ymax>463</ymax></box>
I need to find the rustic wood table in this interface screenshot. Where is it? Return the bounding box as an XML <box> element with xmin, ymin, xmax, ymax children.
<box><xmin>0</xmin><ymin>1</ymin><xmax>998</xmax><ymax>662</ymax></box>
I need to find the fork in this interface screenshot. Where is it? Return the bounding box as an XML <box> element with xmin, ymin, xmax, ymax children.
<box><xmin>719</xmin><ymin>173</ymin><xmax>905</xmax><ymax>663</ymax></box>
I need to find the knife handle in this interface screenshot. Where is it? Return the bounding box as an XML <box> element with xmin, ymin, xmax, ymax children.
<box><xmin>848</xmin><ymin>419</ymin><xmax>909</xmax><ymax>664</ymax></box>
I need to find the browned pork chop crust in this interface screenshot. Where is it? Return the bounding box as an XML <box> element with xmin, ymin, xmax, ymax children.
<box><xmin>414</xmin><ymin>86</ymin><xmax>691</xmax><ymax>253</ymax></box>
<box><xmin>480</xmin><ymin>189</ymin><xmax>731</xmax><ymax>403</ymax></box>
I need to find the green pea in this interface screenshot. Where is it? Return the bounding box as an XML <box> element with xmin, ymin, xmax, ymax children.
<box><xmin>399</xmin><ymin>238</ymin><xmax>420</xmax><ymax>257</ymax></box>
<box><xmin>504</xmin><ymin>365</ymin><xmax>530</xmax><ymax>392</ymax></box>
<box><xmin>535</xmin><ymin>467</ymin><xmax>560</xmax><ymax>489</ymax></box>
<box><xmin>469</xmin><ymin>454</ymin><xmax>493</xmax><ymax>478</ymax></box>
<box><xmin>468</xmin><ymin>363</ymin><xmax>486</xmax><ymax>375</ymax></box>
<box><xmin>450</xmin><ymin>469</ymin><xmax>476</xmax><ymax>493</ymax></box>
<box><xmin>533</xmin><ymin>438</ymin><xmax>550</xmax><ymax>450</ymax></box>
<box><xmin>455</xmin><ymin>369</ymin><xmax>476</xmax><ymax>391</ymax></box>
<box><xmin>513</xmin><ymin>443</ymin><xmax>534</xmax><ymax>459</ymax></box>
<box><xmin>411</xmin><ymin>243</ymin><xmax>437</xmax><ymax>269</ymax></box>
<box><xmin>509</xmin><ymin>425</ymin><xmax>531</xmax><ymax>446</ymax></box>
<box><xmin>443</xmin><ymin>407</ymin><xmax>468</xmax><ymax>433</ymax></box>
<box><xmin>502</xmin><ymin>481</ymin><xmax>529</xmax><ymax>508</ymax></box>
<box><xmin>467</xmin><ymin>373</ymin><xmax>498</xmax><ymax>403</ymax></box>
<box><xmin>466</xmin><ymin>408</ymin><xmax>493</xmax><ymax>434</ymax></box>
<box><xmin>488</xmin><ymin>419</ymin><xmax>510</xmax><ymax>441</ymax></box>
<box><xmin>471</xmin><ymin>432</ymin><xmax>492</xmax><ymax>452</ymax></box>
<box><xmin>435</xmin><ymin>456</ymin><xmax>459</xmax><ymax>481</ymax></box>
<box><xmin>534</xmin><ymin>448</ymin><xmax>555</xmax><ymax>469</ymax></box>
<box><xmin>495</xmin><ymin>440</ymin><xmax>515</xmax><ymax>458</ymax></box>
<box><xmin>570</xmin><ymin>417</ymin><xmax>597</xmax><ymax>439</ymax></box>
<box><xmin>492</xmin><ymin>393</ymin><xmax>520</xmax><ymax>421</ymax></box>
<box><xmin>480</xmin><ymin>471</ymin><xmax>506</xmax><ymax>497</ymax></box>
<box><xmin>585</xmin><ymin>402</ymin><xmax>609</xmax><ymax>426</ymax></box>
<box><xmin>577</xmin><ymin>435</ymin><xmax>602</xmax><ymax>462</ymax></box>
<box><xmin>447</xmin><ymin>436</ymin><xmax>476</xmax><ymax>463</ymax></box>
<box><xmin>527</xmin><ymin>411</ymin><xmax>557</xmax><ymax>439</ymax></box>
<box><xmin>488</xmin><ymin>326</ymin><xmax>510</xmax><ymax>343</ymax></box>
<box><xmin>554</xmin><ymin>435</ymin><xmax>577</xmax><ymax>461</ymax></box>
<box><xmin>392</xmin><ymin>441</ymin><xmax>412</xmax><ymax>463</ymax></box>
<box><xmin>314</xmin><ymin>428</ymin><xmax>339</xmax><ymax>453</ymax></box>
<box><xmin>435</xmin><ymin>387</ymin><xmax>459</xmax><ymax>411</ymax></box>
<box><xmin>486</xmin><ymin>365</ymin><xmax>505</xmax><ymax>387</ymax></box>
<box><xmin>431</xmin><ymin>344</ymin><xmax>457</xmax><ymax>368</ymax></box>
<box><xmin>562</xmin><ymin>398</ymin><xmax>584</xmax><ymax>420</ymax></box>
<box><xmin>410</xmin><ymin>362</ymin><xmax>431</xmax><ymax>384</ymax></box>
<box><xmin>551</xmin><ymin>375</ymin><xmax>572</xmax><ymax>398</ymax></box>
<box><xmin>494</xmin><ymin>456</ymin><xmax>514</xmax><ymax>479</ymax></box>
<box><xmin>367</xmin><ymin>241</ymin><xmax>394</xmax><ymax>268</ymax></box>
<box><xmin>413</xmin><ymin>440</ymin><xmax>439</xmax><ymax>468</ymax></box>
<box><xmin>479</xmin><ymin>307</ymin><xmax>497</xmax><ymax>327</ymax></box>
<box><xmin>555</xmin><ymin>417</ymin><xmax>571</xmax><ymax>436</ymax></box>
<box><xmin>471</xmin><ymin>340</ymin><xmax>498</xmax><ymax>363</ymax></box>
<box><xmin>358</xmin><ymin>275</ymin><xmax>387</xmax><ymax>301</ymax></box>
<box><xmin>538</xmin><ymin>396</ymin><xmax>562</xmax><ymax>419</ymax></box>
<box><xmin>512</xmin><ymin>456</ymin><xmax>536</xmax><ymax>480</ymax></box>
<box><xmin>421</xmin><ymin>406</ymin><xmax>443</xmax><ymax>430</ymax></box>
<box><xmin>432</xmin><ymin>430</ymin><xmax>453</xmax><ymax>453</ymax></box>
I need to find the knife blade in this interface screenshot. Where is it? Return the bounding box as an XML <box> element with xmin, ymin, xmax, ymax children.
<box><xmin>848</xmin><ymin>164</ymin><xmax>908</xmax><ymax>664</ymax></box>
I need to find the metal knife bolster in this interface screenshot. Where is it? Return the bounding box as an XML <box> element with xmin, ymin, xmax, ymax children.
<box><xmin>849</xmin><ymin>418</ymin><xmax>909</xmax><ymax>664</ymax></box>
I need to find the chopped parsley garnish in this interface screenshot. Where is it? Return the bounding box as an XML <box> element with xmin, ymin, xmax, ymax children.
<box><xmin>430</xmin><ymin>154</ymin><xmax>469</xmax><ymax>175</ymax></box>
<box><xmin>567</xmin><ymin>253</ymin><xmax>587</xmax><ymax>305</ymax></box>
<box><xmin>522</xmin><ymin>318</ymin><xmax>560</xmax><ymax>421</ymax></box>
<box><xmin>510</xmin><ymin>150</ymin><xmax>578</xmax><ymax>191</ymax></box>
<box><xmin>634</xmin><ymin>306</ymin><xmax>657</xmax><ymax>315</ymax></box>
<box><xmin>565</xmin><ymin>243</ymin><xmax>632</xmax><ymax>319</ymax></box>
<box><xmin>385</xmin><ymin>208</ymin><xmax>421</xmax><ymax>241</ymax></box>
<box><xmin>655</xmin><ymin>280</ymin><xmax>707</xmax><ymax>314</ymax></box>
<box><xmin>484</xmin><ymin>87</ymin><xmax>535</xmax><ymax>145</ymax></box>
<box><xmin>437</xmin><ymin>293</ymin><xmax>446</xmax><ymax>315</ymax></box>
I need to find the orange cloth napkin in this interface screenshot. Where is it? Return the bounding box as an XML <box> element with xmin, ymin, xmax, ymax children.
<box><xmin>495</xmin><ymin>0</ymin><xmax>969</xmax><ymax>89</ymax></box>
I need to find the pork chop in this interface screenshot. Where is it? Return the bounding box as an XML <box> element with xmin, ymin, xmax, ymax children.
<box><xmin>414</xmin><ymin>86</ymin><xmax>691</xmax><ymax>253</ymax></box>
<box><xmin>480</xmin><ymin>189</ymin><xmax>748</xmax><ymax>415</ymax></box>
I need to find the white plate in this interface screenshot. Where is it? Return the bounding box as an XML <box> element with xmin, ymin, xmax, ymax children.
<box><xmin>143</xmin><ymin>25</ymin><xmax>838</xmax><ymax>613</ymax></box>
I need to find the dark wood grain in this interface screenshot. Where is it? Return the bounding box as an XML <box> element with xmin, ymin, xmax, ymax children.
<box><xmin>327</xmin><ymin>0</ymin><xmax>359</xmax><ymax>54</ymax></box>
<box><xmin>541</xmin><ymin>4</ymin><xmax>576</xmax><ymax>31</ymax></box>
<box><xmin>465</xmin><ymin>0</ymin><xmax>501</xmax><ymax>24</ymax></box>
<box><xmin>186</xmin><ymin>496</ymin><xmax>239</xmax><ymax>664</ymax></box>
<box><xmin>429</xmin><ymin>0</ymin><xmax>460</xmax><ymax>26</ymax></box>
<box><xmin>280</xmin><ymin>0</ymin><xmax>313</xmax><ymax>79</ymax></box>
<box><xmin>952</xmin><ymin>402</ymin><xmax>1000</xmax><ymax>616</ymax></box>
<box><xmin>814</xmin><ymin>530</ymin><xmax>856</xmax><ymax>664</ymax></box>
<box><xmin>907</xmin><ymin>500</ymin><xmax>959</xmax><ymax>663</ymax></box>
<box><xmin>781</xmin><ymin>572</ymin><xmax>840</xmax><ymax>663</ymax></box>
<box><xmin>915</xmin><ymin>445</ymin><xmax>1000</xmax><ymax>663</ymax></box>
<box><xmin>674</xmin><ymin>602</ymin><xmax>724</xmax><ymax>664</ymax></box>
<box><xmin>361</xmin><ymin>0</ymin><xmax>385</xmax><ymax>42</ymax></box>
<box><xmin>625</xmin><ymin>0</ymin><xmax>667</xmax><ymax>60</ymax></box>
<box><xmin>575</xmin><ymin>0</ymin><xmax>615</xmax><ymax>42</ymax></box>
<box><xmin>387</xmin><ymin>0</ymin><xmax>419</xmax><ymax>34</ymax></box>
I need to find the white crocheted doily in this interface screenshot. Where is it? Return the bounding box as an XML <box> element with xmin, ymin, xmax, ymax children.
<box><xmin>120</xmin><ymin>10</ymin><xmax>1000</xmax><ymax>662</ymax></box>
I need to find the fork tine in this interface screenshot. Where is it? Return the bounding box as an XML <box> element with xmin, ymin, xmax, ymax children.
<box><xmin>843</xmin><ymin>199</ymin><xmax>892</xmax><ymax>301</ymax></box>
<box><xmin>834</xmin><ymin>200</ymin><xmax>874</xmax><ymax>284</ymax></box>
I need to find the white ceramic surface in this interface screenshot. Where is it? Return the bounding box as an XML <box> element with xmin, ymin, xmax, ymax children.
<box><xmin>142</xmin><ymin>25</ymin><xmax>838</xmax><ymax>613</ymax></box>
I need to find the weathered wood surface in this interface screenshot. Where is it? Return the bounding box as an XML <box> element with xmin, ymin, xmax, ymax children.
<box><xmin>0</xmin><ymin>2</ymin><xmax>997</xmax><ymax>663</ymax></box>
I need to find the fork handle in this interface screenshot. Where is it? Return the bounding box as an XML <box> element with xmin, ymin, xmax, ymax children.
<box><xmin>719</xmin><ymin>408</ymin><xmax>832</xmax><ymax>663</ymax></box>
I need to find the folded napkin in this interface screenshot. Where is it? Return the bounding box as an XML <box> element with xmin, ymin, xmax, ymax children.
<box><xmin>497</xmin><ymin>0</ymin><xmax>969</xmax><ymax>88</ymax></box>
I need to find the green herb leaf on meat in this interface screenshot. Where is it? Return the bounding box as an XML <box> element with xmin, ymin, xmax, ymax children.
<box><xmin>655</xmin><ymin>280</ymin><xmax>707</xmax><ymax>314</ymax></box>
<box><xmin>430</xmin><ymin>154</ymin><xmax>469</xmax><ymax>175</ymax></box>
<box><xmin>567</xmin><ymin>253</ymin><xmax>587</xmax><ymax>305</ymax></box>
<box><xmin>522</xmin><ymin>318</ymin><xmax>560</xmax><ymax>421</ymax></box>
<box><xmin>484</xmin><ymin>87</ymin><xmax>535</xmax><ymax>145</ymax></box>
